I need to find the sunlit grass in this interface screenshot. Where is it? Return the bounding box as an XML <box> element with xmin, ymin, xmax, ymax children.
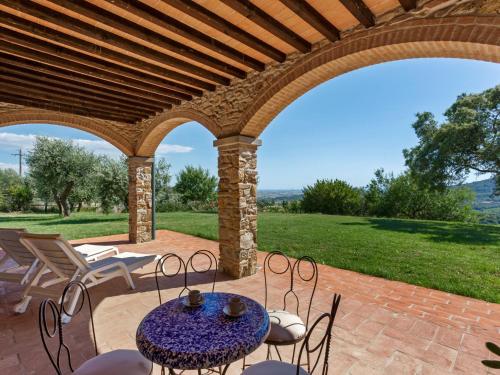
<box><xmin>1</xmin><ymin>211</ymin><xmax>498</xmax><ymax>302</ymax></box>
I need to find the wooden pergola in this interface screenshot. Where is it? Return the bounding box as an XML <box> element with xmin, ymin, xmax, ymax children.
<box><xmin>0</xmin><ymin>0</ymin><xmax>498</xmax><ymax>278</ymax></box>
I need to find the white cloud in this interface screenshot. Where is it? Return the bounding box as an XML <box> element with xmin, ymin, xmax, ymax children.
<box><xmin>0</xmin><ymin>132</ymin><xmax>193</xmax><ymax>157</ymax></box>
<box><xmin>0</xmin><ymin>162</ymin><xmax>19</xmax><ymax>171</ymax></box>
<box><xmin>156</xmin><ymin>143</ymin><xmax>193</xmax><ymax>154</ymax></box>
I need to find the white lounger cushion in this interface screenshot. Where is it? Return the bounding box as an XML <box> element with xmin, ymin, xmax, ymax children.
<box><xmin>266</xmin><ymin>310</ymin><xmax>307</xmax><ymax>344</ymax></box>
<box><xmin>74</xmin><ymin>244</ymin><xmax>119</xmax><ymax>260</ymax></box>
<box><xmin>89</xmin><ymin>252</ymin><xmax>158</xmax><ymax>274</ymax></box>
<box><xmin>242</xmin><ymin>360</ymin><xmax>308</xmax><ymax>375</ymax></box>
<box><xmin>73</xmin><ymin>349</ymin><xmax>152</xmax><ymax>375</ymax></box>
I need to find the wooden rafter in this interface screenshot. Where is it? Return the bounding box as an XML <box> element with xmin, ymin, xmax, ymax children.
<box><xmin>0</xmin><ymin>53</ymin><xmax>189</xmax><ymax>104</ymax></box>
<box><xmin>338</xmin><ymin>0</ymin><xmax>375</xmax><ymax>28</ymax></box>
<box><xmin>398</xmin><ymin>0</ymin><xmax>418</xmax><ymax>11</ymax></box>
<box><xmin>161</xmin><ymin>0</ymin><xmax>287</xmax><ymax>62</ymax></box>
<box><xmin>0</xmin><ymin>79</ymin><xmax>154</xmax><ymax>118</ymax></box>
<box><xmin>0</xmin><ymin>29</ymin><xmax>208</xmax><ymax>95</ymax></box>
<box><xmin>220</xmin><ymin>0</ymin><xmax>311</xmax><ymax>53</ymax></box>
<box><xmin>0</xmin><ymin>93</ymin><xmax>140</xmax><ymax>123</ymax></box>
<box><xmin>0</xmin><ymin>72</ymin><xmax>162</xmax><ymax>115</ymax></box>
<box><xmin>46</xmin><ymin>0</ymin><xmax>247</xmax><ymax>79</ymax></box>
<box><xmin>279</xmin><ymin>0</ymin><xmax>340</xmax><ymax>42</ymax></box>
<box><xmin>0</xmin><ymin>0</ymin><xmax>228</xmax><ymax>86</ymax></box>
<box><xmin>104</xmin><ymin>0</ymin><xmax>265</xmax><ymax>72</ymax></box>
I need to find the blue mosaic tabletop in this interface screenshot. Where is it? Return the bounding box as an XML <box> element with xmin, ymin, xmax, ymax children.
<box><xmin>136</xmin><ymin>292</ymin><xmax>270</xmax><ymax>369</ymax></box>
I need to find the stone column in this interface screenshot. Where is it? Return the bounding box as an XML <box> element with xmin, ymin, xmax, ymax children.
<box><xmin>214</xmin><ymin>135</ymin><xmax>262</xmax><ymax>278</ymax></box>
<box><xmin>128</xmin><ymin>156</ymin><xmax>153</xmax><ymax>243</ymax></box>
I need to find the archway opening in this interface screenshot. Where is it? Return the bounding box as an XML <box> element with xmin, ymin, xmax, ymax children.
<box><xmin>254</xmin><ymin>57</ymin><xmax>500</xmax><ymax>303</ymax></box>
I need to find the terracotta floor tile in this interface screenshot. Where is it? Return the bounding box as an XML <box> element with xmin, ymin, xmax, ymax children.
<box><xmin>1</xmin><ymin>230</ymin><xmax>498</xmax><ymax>375</ymax></box>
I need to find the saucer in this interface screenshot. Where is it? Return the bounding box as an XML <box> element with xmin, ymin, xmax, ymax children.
<box><xmin>182</xmin><ymin>295</ymin><xmax>204</xmax><ymax>308</ymax></box>
<box><xmin>223</xmin><ymin>304</ymin><xmax>247</xmax><ymax>317</ymax></box>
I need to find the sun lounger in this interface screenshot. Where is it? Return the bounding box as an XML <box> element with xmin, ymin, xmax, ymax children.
<box><xmin>20</xmin><ymin>233</ymin><xmax>158</xmax><ymax>320</ymax></box>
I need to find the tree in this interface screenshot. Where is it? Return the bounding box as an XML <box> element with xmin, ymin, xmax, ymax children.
<box><xmin>404</xmin><ymin>85</ymin><xmax>499</xmax><ymax>194</ymax></box>
<box><xmin>302</xmin><ymin>179</ymin><xmax>363</xmax><ymax>215</ymax></box>
<box><xmin>364</xmin><ymin>169</ymin><xmax>476</xmax><ymax>222</ymax></box>
<box><xmin>95</xmin><ymin>156</ymin><xmax>128</xmax><ymax>214</ymax></box>
<box><xmin>174</xmin><ymin>166</ymin><xmax>217</xmax><ymax>204</ymax></box>
<box><xmin>26</xmin><ymin>137</ymin><xmax>98</xmax><ymax>217</ymax></box>
<box><xmin>6</xmin><ymin>181</ymin><xmax>34</xmax><ymax>212</ymax></box>
<box><xmin>0</xmin><ymin>168</ymin><xmax>22</xmax><ymax>211</ymax></box>
<box><xmin>155</xmin><ymin>158</ymin><xmax>172</xmax><ymax>205</ymax></box>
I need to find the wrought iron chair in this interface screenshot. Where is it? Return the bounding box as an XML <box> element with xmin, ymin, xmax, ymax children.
<box><xmin>241</xmin><ymin>294</ymin><xmax>342</xmax><ymax>375</ymax></box>
<box><xmin>262</xmin><ymin>251</ymin><xmax>319</xmax><ymax>363</ymax></box>
<box><xmin>155</xmin><ymin>249</ymin><xmax>218</xmax><ymax>304</ymax></box>
<box><xmin>154</xmin><ymin>250</ymin><xmax>219</xmax><ymax>375</ymax></box>
<box><xmin>39</xmin><ymin>280</ymin><xmax>152</xmax><ymax>375</ymax></box>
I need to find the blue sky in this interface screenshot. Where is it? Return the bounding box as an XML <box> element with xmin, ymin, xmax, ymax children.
<box><xmin>0</xmin><ymin>58</ymin><xmax>498</xmax><ymax>189</ymax></box>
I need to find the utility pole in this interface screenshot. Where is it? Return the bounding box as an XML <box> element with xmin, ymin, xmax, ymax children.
<box><xmin>11</xmin><ymin>148</ymin><xmax>23</xmax><ymax>176</ymax></box>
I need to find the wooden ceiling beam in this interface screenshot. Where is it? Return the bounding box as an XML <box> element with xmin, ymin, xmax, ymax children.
<box><xmin>0</xmin><ymin>93</ymin><xmax>139</xmax><ymax>123</ymax></box>
<box><xmin>0</xmin><ymin>0</ymin><xmax>229</xmax><ymax>86</ymax></box>
<box><xmin>220</xmin><ymin>0</ymin><xmax>311</xmax><ymax>53</ymax></box>
<box><xmin>46</xmin><ymin>0</ymin><xmax>247</xmax><ymax>79</ymax></box>
<box><xmin>0</xmin><ymin>72</ymin><xmax>161</xmax><ymax>116</ymax></box>
<box><xmin>0</xmin><ymin>8</ymin><xmax>219</xmax><ymax>91</ymax></box>
<box><xmin>398</xmin><ymin>0</ymin><xmax>418</xmax><ymax>11</ymax></box>
<box><xmin>279</xmin><ymin>0</ymin><xmax>340</xmax><ymax>42</ymax></box>
<box><xmin>338</xmin><ymin>0</ymin><xmax>375</xmax><ymax>28</ymax></box>
<box><xmin>0</xmin><ymin>64</ymin><xmax>172</xmax><ymax>109</ymax></box>
<box><xmin>161</xmin><ymin>0</ymin><xmax>287</xmax><ymax>62</ymax></box>
<box><xmin>0</xmin><ymin>53</ymin><xmax>188</xmax><ymax>105</ymax></box>
<box><xmin>105</xmin><ymin>0</ymin><xmax>265</xmax><ymax>72</ymax></box>
<box><xmin>0</xmin><ymin>29</ymin><xmax>205</xmax><ymax>96</ymax></box>
<box><xmin>0</xmin><ymin>79</ymin><xmax>155</xmax><ymax>118</ymax></box>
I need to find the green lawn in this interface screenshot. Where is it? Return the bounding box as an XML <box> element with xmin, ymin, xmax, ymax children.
<box><xmin>0</xmin><ymin>212</ymin><xmax>499</xmax><ymax>303</ymax></box>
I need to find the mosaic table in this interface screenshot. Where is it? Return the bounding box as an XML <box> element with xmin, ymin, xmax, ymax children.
<box><xmin>136</xmin><ymin>292</ymin><xmax>270</xmax><ymax>372</ymax></box>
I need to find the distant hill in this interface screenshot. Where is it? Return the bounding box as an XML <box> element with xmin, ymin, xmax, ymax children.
<box><xmin>259</xmin><ymin>178</ymin><xmax>499</xmax><ymax>206</ymax></box>
<box><xmin>257</xmin><ymin>189</ymin><xmax>303</xmax><ymax>201</ymax></box>
<box><xmin>457</xmin><ymin>177</ymin><xmax>499</xmax><ymax>210</ymax></box>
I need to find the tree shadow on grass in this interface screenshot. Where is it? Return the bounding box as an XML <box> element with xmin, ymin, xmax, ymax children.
<box><xmin>37</xmin><ymin>216</ymin><xmax>125</xmax><ymax>226</ymax></box>
<box><xmin>342</xmin><ymin>217</ymin><xmax>500</xmax><ymax>246</ymax></box>
<box><xmin>0</xmin><ymin>215</ymin><xmax>58</xmax><ymax>223</ymax></box>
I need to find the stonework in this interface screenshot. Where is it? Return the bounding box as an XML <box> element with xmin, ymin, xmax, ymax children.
<box><xmin>128</xmin><ymin>156</ymin><xmax>153</xmax><ymax>244</ymax></box>
<box><xmin>215</xmin><ymin>136</ymin><xmax>261</xmax><ymax>278</ymax></box>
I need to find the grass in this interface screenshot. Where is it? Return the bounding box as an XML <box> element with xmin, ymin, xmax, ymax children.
<box><xmin>0</xmin><ymin>211</ymin><xmax>499</xmax><ymax>303</ymax></box>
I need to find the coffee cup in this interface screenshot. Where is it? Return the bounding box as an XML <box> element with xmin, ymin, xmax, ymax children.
<box><xmin>229</xmin><ymin>297</ymin><xmax>245</xmax><ymax>314</ymax></box>
<box><xmin>188</xmin><ymin>290</ymin><xmax>202</xmax><ymax>305</ymax></box>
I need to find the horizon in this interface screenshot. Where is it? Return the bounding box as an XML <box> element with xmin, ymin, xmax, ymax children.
<box><xmin>0</xmin><ymin>58</ymin><xmax>499</xmax><ymax>189</ymax></box>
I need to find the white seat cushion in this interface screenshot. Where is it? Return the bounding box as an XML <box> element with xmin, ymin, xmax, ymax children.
<box><xmin>242</xmin><ymin>360</ymin><xmax>308</xmax><ymax>375</ymax></box>
<box><xmin>90</xmin><ymin>252</ymin><xmax>158</xmax><ymax>274</ymax></box>
<box><xmin>266</xmin><ymin>310</ymin><xmax>307</xmax><ymax>345</ymax></box>
<box><xmin>73</xmin><ymin>349</ymin><xmax>152</xmax><ymax>375</ymax></box>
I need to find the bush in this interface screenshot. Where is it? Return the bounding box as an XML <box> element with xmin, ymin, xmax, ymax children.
<box><xmin>302</xmin><ymin>179</ymin><xmax>363</xmax><ymax>215</ymax></box>
<box><xmin>364</xmin><ymin>169</ymin><xmax>476</xmax><ymax>222</ymax></box>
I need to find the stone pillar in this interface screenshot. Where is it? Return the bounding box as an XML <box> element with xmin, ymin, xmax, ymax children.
<box><xmin>214</xmin><ymin>135</ymin><xmax>262</xmax><ymax>278</ymax></box>
<box><xmin>128</xmin><ymin>156</ymin><xmax>153</xmax><ymax>243</ymax></box>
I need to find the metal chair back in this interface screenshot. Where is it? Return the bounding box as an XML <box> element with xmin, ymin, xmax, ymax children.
<box><xmin>38</xmin><ymin>281</ymin><xmax>97</xmax><ymax>374</ymax></box>
<box><xmin>296</xmin><ymin>293</ymin><xmax>341</xmax><ymax>375</ymax></box>
<box><xmin>155</xmin><ymin>250</ymin><xmax>218</xmax><ymax>304</ymax></box>
<box><xmin>263</xmin><ymin>251</ymin><xmax>318</xmax><ymax>328</ymax></box>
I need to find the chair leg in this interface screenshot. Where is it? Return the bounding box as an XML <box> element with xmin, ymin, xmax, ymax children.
<box><xmin>266</xmin><ymin>344</ymin><xmax>271</xmax><ymax>360</ymax></box>
<box><xmin>120</xmin><ymin>265</ymin><xmax>135</xmax><ymax>289</ymax></box>
<box><xmin>13</xmin><ymin>264</ymin><xmax>47</xmax><ymax>313</ymax></box>
<box><xmin>274</xmin><ymin>345</ymin><xmax>283</xmax><ymax>361</ymax></box>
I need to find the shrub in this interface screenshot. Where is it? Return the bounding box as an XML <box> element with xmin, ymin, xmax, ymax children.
<box><xmin>302</xmin><ymin>179</ymin><xmax>363</xmax><ymax>215</ymax></box>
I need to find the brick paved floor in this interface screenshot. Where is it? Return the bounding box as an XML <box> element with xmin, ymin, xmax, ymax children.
<box><xmin>1</xmin><ymin>230</ymin><xmax>498</xmax><ymax>374</ymax></box>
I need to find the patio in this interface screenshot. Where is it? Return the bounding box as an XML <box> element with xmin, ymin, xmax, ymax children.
<box><xmin>1</xmin><ymin>230</ymin><xmax>498</xmax><ymax>374</ymax></box>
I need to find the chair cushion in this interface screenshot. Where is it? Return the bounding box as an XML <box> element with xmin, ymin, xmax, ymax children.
<box><xmin>242</xmin><ymin>360</ymin><xmax>308</xmax><ymax>375</ymax></box>
<box><xmin>266</xmin><ymin>310</ymin><xmax>307</xmax><ymax>345</ymax></box>
<box><xmin>73</xmin><ymin>349</ymin><xmax>152</xmax><ymax>375</ymax></box>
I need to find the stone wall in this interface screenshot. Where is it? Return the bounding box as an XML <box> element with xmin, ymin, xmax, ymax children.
<box><xmin>128</xmin><ymin>156</ymin><xmax>153</xmax><ymax>244</ymax></box>
<box><xmin>215</xmin><ymin>136</ymin><xmax>261</xmax><ymax>278</ymax></box>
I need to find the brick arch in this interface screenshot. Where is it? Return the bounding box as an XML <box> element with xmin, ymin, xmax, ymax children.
<box><xmin>0</xmin><ymin>109</ymin><xmax>134</xmax><ymax>155</ymax></box>
<box><xmin>239</xmin><ymin>16</ymin><xmax>500</xmax><ymax>137</ymax></box>
<box><xmin>135</xmin><ymin>109</ymin><xmax>219</xmax><ymax>156</ymax></box>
